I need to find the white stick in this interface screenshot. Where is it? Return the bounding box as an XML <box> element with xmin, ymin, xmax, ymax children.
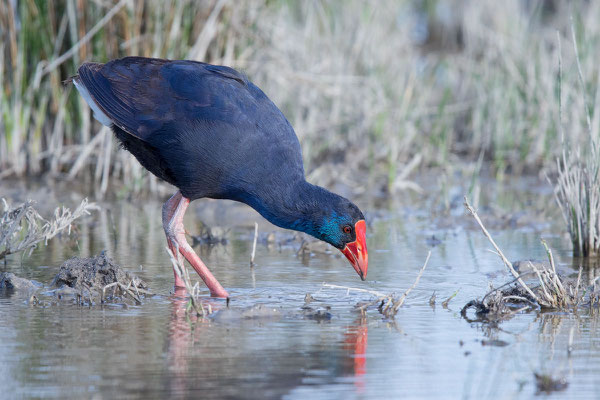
<box><xmin>250</xmin><ymin>222</ymin><xmax>258</xmax><ymax>266</ymax></box>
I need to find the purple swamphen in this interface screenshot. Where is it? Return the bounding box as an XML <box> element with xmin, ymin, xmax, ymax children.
<box><xmin>70</xmin><ymin>57</ymin><xmax>368</xmax><ymax>297</ymax></box>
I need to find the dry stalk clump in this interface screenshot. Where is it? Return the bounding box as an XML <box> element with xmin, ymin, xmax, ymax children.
<box><xmin>463</xmin><ymin>197</ymin><xmax>585</xmax><ymax>317</ymax></box>
<box><xmin>0</xmin><ymin>198</ymin><xmax>96</xmax><ymax>260</ymax></box>
<box><xmin>323</xmin><ymin>251</ymin><xmax>430</xmax><ymax>318</ymax></box>
<box><xmin>166</xmin><ymin>246</ymin><xmax>212</xmax><ymax>317</ymax></box>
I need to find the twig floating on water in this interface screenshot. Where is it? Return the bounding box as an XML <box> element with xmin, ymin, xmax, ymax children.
<box><xmin>322</xmin><ymin>283</ymin><xmax>388</xmax><ymax>298</ymax></box>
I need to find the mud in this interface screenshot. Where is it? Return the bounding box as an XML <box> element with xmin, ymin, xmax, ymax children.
<box><xmin>534</xmin><ymin>373</ymin><xmax>569</xmax><ymax>394</ymax></box>
<box><xmin>49</xmin><ymin>252</ymin><xmax>149</xmax><ymax>305</ymax></box>
<box><xmin>0</xmin><ymin>272</ymin><xmax>40</xmax><ymax>291</ymax></box>
<box><xmin>52</xmin><ymin>252</ymin><xmax>143</xmax><ymax>291</ymax></box>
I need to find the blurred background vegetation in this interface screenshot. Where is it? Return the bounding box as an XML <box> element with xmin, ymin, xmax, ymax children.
<box><xmin>0</xmin><ymin>0</ymin><xmax>598</xmax><ymax>198</ymax></box>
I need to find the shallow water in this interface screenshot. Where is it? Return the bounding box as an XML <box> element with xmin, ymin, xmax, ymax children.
<box><xmin>1</xmin><ymin>179</ymin><xmax>599</xmax><ymax>399</ymax></box>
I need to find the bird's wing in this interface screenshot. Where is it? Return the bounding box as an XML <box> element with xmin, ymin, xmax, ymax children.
<box><xmin>75</xmin><ymin>57</ymin><xmax>254</xmax><ymax>141</ymax></box>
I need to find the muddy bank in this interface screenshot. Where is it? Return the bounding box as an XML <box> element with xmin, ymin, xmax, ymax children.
<box><xmin>2</xmin><ymin>253</ymin><xmax>150</xmax><ymax>306</ymax></box>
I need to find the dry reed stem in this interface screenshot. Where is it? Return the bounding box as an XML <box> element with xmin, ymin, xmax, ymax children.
<box><xmin>42</xmin><ymin>0</ymin><xmax>129</xmax><ymax>76</ymax></box>
<box><xmin>464</xmin><ymin>196</ymin><xmax>540</xmax><ymax>302</ymax></box>
<box><xmin>392</xmin><ymin>251</ymin><xmax>431</xmax><ymax>312</ymax></box>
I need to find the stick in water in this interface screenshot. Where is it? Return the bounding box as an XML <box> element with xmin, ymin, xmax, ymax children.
<box><xmin>250</xmin><ymin>222</ymin><xmax>258</xmax><ymax>267</ymax></box>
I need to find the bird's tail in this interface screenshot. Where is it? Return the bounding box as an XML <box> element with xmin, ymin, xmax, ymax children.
<box><xmin>62</xmin><ymin>75</ymin><xmax>78</xmax><ymax>86</ymax></box>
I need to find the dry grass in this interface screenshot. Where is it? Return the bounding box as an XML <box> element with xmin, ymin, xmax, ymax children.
<box><xmin>552</xmin><ymin>21</ymin><xmax>600</xmax><ymax>257</ymax></box>
<box><xmin>0</xmin><ymin>197</ymin><xmax>96</xmax><ymax>260</ymax></box>
<box><xmin>2</xmin><ymin>1</ymin><xmax>600</xmax><ymax>196</ymax></box>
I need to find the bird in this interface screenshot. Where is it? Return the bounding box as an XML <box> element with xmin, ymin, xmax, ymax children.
<box><xmin>69</xmin><ymin>56</ymin><xmax>368</xmax><ymax>298</ymax></box>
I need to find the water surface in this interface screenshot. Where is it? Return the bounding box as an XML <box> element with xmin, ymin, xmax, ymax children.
<box><xmin>1</xmin><ymin>178</ymin><xmax>598</xmax><ymax>399</ymax></box>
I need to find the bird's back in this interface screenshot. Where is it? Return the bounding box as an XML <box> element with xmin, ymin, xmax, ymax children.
<box><xmin>73</xmin><ymin>57</ymin><xmax>305</xmax><ymax>200</ymax></box>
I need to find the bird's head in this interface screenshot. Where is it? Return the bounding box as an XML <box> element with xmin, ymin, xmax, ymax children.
<box><xmin>251</xmin><ymin>182</ymin><xmax>369</xmax><ymax>281</ymax></box>
<box><xmin>312</xmin><ymin>197</ymin><xmax>369</xmax><ymax>281</ymax></box>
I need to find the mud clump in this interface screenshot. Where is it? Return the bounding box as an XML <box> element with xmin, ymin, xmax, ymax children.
<box><xmin>51</xmin><ymin>252</ymin><xmax>149</xmax><ymax>305</ymax></box>
<box><xmin>534</xmin><ymin>373</ymin><xmax>568</xmax><ymax>394</ymax></box>
<box><xmin>52</xmin><ymin>252</ymin><xmax>140</xmax><ymax>291</ymax></box>
<box><xmin>0</xmin><ymin>272</ymin><xmax>40</xmax><ymax>292</ymax></box>
<box><xmin>300</xmin><ymin>294</ymin><xmax>333</xmax><ymax>321</ymax></box>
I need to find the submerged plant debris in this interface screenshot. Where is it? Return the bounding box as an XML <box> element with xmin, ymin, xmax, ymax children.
<box><xmin>189</xmin><ymin>224</ymin><xmax>229</xmax><ymax>246</ymax></box>
<box><xmin>534</xmin><ymin>373</ymin><xmax>568</xmax><ymax>395</ymax></box>
<box><xmin>461</xmin><ymin>284</ymin><xmax>537</xmax><ymax>323</ymax></box>
<box><xmin>300</xmin><ymin>294</ymin><xmax>333</xmax><ymax>321</ymax></box>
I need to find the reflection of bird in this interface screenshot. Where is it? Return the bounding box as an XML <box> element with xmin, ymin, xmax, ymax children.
<box><xmin>70</xmin><ymin>57</ymin><xmax>368</xmax><ymax>297</ymax></box>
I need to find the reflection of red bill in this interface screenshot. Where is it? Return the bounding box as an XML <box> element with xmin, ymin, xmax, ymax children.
<box><xmin>341</xmin><ymin>220</ymin><xmax>368</xmax><ymax>280</ymax></box>
<box><xmin>343</xmin><ymin>318</ymin><xmax>368</xmax><ymax>394</ymax></box>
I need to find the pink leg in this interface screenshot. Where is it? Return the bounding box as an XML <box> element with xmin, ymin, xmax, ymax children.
<box><xmin>162</xmin><ymin>193</ymin><xmax>186</xmax><ymax>288</ymax></box>
<box><xmin>162</xmin><ymin>191</ymin><xmax>229</xmax><ymax>298</ymax></box>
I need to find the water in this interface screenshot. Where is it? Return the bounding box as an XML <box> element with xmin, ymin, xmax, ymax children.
<box><xmin>1</xmin><ymin>179</ymin><xmax>599</xmax><ymax>399</ymax></box>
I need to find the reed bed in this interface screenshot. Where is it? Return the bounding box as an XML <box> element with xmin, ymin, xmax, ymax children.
<box><xmin>552</xmin><ymin>21</ymin><xmax>600</xmax><ymax>257</ymax></box>
<box><xmin>1</xmin><ymin>0</ymin><xmax>600</xmax><ymax>197</ymax></box>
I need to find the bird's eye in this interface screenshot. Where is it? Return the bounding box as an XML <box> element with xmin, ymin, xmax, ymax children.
<box><xmin>343</xmin><ymin>225</ymin><xmax>352</xmax><ymax>234</ymax></box>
